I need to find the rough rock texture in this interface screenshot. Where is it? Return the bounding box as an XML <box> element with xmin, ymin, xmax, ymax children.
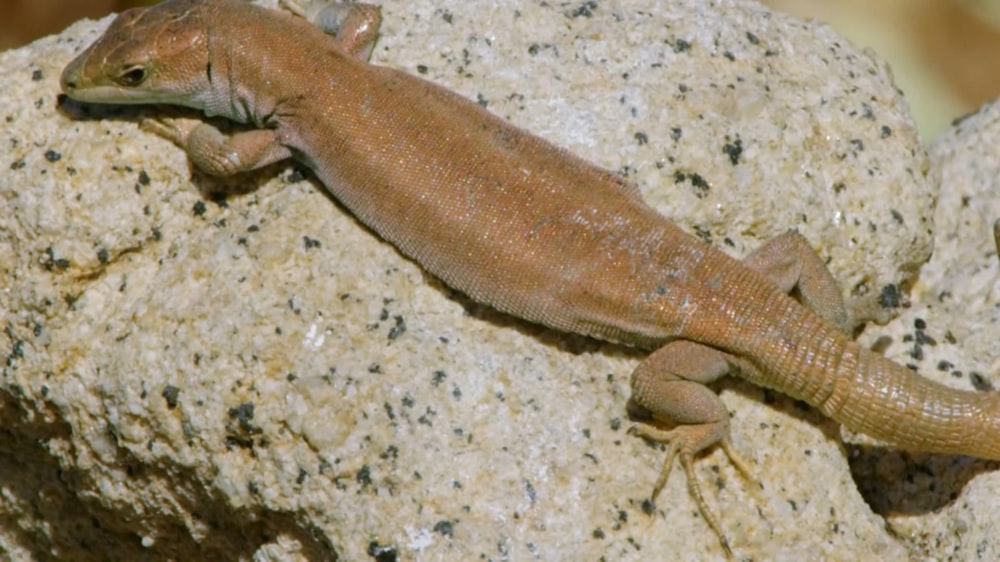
<box><xmin>847</xmin><ymin>99</ymin><xmax>1000</xmax><ymax>560</ymax></box>
<box><xmin>1</xmin><ymin>0</ymin><xmax>994</xmax><ymax>560</ymax></box>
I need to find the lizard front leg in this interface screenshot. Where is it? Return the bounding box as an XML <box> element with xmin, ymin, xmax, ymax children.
<box><xmin>280</xmin><ymin>0</ymin><xmax>382</xmax><ymax>60</ymax></box>
<box><xmin>142</xmin><ymin>117</ymin><xmax>293</xmax><ymax>176</ymax></box>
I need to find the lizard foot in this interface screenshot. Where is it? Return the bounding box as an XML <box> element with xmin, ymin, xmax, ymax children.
<box><xmin>140</xmin><ymin>115</ymin><xmax>204</xmax><ymax>147</ymax></box>
<box><xmin>629</xmin><ymin>422</ymin><xmax>758</xmax><ymax>558</ymax></box>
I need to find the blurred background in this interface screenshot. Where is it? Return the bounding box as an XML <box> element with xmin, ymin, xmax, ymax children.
<box><xmin>763</xmin><ymin>0</ymin><xmax>1000</xmax><ymax>139</ymax></box>
<box><xmin>2</xmin><ymin>0</ymin><xmax>999</xmax><ymax>140</ymax></box>
<box><xmin>0</xmin><ymin>1</ymin><xmax>154</xmax><ymax>50</ymax></box>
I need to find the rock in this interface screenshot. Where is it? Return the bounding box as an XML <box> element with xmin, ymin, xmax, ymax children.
<box><xmin>848</xmin><ymin>98</ymin><xmax>1000</xmax><ymax>559</ymax></box>
<box><xmin>5</xmin><ymin>0</ymin><xmax>989</xmax><ymax>559</ymax></box>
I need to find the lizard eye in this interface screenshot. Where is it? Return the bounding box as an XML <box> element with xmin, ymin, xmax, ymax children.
<box><xmin>116</xmin><ymin>66</ymin><xmax>148</xmax><ymax>87</ymax></box>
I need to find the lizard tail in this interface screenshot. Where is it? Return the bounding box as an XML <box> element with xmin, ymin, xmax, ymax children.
<box><xmin>822</xmin><ymin>342</ymin><xmax>1000</xmax><ymax>460</ymax></box>
<box><xmin>738</xmin><ymin>294</ymin><xmax>1000</xmax><ymax>461</ymax></box>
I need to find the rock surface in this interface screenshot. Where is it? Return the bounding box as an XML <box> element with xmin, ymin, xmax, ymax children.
<box><xmin>0</xmin><ymin>0</ymin><xmax>994</xmax><ymax>560</ymax></box>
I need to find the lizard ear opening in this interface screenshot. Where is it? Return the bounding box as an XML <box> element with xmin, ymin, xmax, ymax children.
<box><xmin>115</xmin><ymin>66</ymin><xmax>148</xmax><ymax>87</ymax></box>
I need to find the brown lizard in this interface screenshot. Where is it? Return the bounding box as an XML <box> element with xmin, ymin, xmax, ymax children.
<box><xmin>59</xmin><ymin>0</ymin><xmax>1000</xmax><ymax>555</ymax></box>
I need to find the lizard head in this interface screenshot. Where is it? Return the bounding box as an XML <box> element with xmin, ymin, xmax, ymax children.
<box><xmin>61</xmin><ymin>0</ymin><xmax>213</xmax><ymax>108</ymax></box>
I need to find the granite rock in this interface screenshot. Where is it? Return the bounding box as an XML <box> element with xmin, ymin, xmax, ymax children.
<box><xmin>3</xmin><ymin>0</ymin><xmax>990</xmax><ymax>560</ymax></box>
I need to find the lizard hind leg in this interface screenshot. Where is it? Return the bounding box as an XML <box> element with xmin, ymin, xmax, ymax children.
<box><xmin>743</xmin><ymin>231</ymin><xmax>852</xmax><ymax>332</ymax></box>
<box><xmin>628</xmin><ymin>340</ymin><xmax>757</xmax><ymax>557</ymax></box>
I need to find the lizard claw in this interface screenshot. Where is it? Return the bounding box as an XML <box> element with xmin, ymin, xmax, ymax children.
<box><xmin>630</xmin><ymin>422</ymin><xmax>756</xmax><ymax>558</ymax></box>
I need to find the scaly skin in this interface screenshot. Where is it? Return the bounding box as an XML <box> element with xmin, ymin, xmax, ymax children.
<box><xmin>60</xmin><ymin>0</ymin><xmax>1000</xmax><ymax>555</ymax></box>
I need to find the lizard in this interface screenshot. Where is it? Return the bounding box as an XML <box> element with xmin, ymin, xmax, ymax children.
<box><xmin>58</xmin><ymin>0</ymin><xmax>1000</xmax><ymax>555</ymax></box>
